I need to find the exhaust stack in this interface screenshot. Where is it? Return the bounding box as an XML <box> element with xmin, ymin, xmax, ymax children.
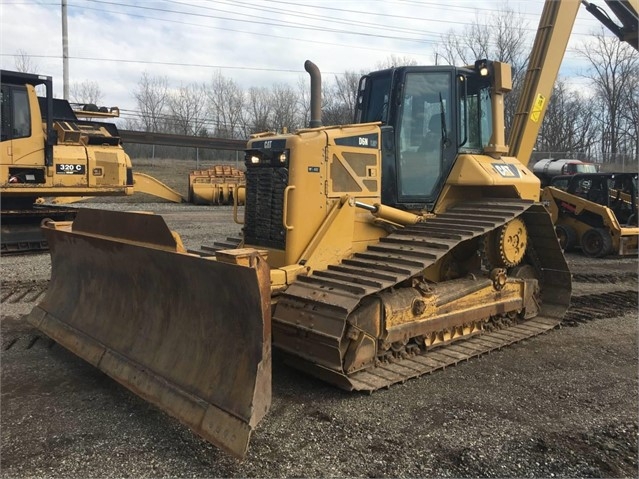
<box><xmin>304</xmin><ymin>60</ymin><xmax>322</xmax><ymax>128</ymax></box>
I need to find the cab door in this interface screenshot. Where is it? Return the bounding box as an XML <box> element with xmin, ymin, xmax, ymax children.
<box><xmin>1</xmin><ymin>84</ymin><xmax>44</xmax><ymax>170</ymax></box>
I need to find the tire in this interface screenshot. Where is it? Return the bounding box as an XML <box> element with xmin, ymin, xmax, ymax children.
<box><xmin>556</xmin><ymin>224</ymin><xmax>577</xmax><ymax>252</ymax></box>
<box><xmin>581</xmin><ymin>228</ymin><xmax>613</xmax><ymax>258</ymax></box>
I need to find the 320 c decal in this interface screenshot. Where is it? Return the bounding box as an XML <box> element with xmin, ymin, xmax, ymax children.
<box><xmin>56</xmin><ymin>164</ymin><xmax>85</xmax><ymax>175</ymax></box>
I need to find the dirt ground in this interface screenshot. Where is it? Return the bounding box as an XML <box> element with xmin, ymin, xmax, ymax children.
<box><xmin>1</xmin><ymin>159</ymin><xmax>638</xmax><ymax>478</ymax></box>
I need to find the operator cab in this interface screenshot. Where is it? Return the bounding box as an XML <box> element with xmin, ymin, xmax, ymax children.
<box><xmin>355</xmin><ymin>62</ymin><xmax>496</xmax><ymax>211</ymax></box>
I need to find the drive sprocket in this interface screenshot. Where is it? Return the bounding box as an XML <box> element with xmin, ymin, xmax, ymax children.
<box><xmin>482</xmin><ymin>217</ymin><xmax>528</xmax><ymax>269</ymax></box>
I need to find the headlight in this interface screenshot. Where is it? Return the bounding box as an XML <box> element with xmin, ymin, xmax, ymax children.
<box><xmin>474</xmin><ymin>59</ymin><xmax>492</xmax><ymax>77</ymax></box>
<box><xmin>250</xmin><ymin>156</ymin><xmax>260</xmax><ymax>164</ymax></box>
<box><xmin>278</xmin><ymin>152</ymin><xmax>287</xmax><ymax>163</ymax></box>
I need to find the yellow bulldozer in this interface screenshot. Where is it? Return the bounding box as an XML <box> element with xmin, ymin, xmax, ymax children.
<box><xmin>25</xmin><ymin>0</ymin><xmax>639</xmax><ymax>460</ymax></box>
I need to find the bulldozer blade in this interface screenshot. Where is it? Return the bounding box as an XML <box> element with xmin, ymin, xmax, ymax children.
<box><xmin>26</xmin><ymin>209</ymin><xmax>271</xmax><ymax>459</ymax></box>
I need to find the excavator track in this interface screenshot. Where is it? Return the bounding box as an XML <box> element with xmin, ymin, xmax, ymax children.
<box><xmin>273</xmin><ymin>199</ymin><xmax>571</xmax><ymax>391</ymax></box>
<box><xmin>0</xmin><ymin>206</ymin><xmax>77</xmax><ymax>254</ymax></box>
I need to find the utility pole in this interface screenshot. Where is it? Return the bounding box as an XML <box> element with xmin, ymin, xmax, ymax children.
<box><xmin>62</xmin><ymin>0</ymin><xmax>69</xmax><ymax>99</ymax></box>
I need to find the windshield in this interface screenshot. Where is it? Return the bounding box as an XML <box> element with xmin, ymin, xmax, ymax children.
<box><xmin>575</xmin><ymin>164</ymin><xmax>597</xmax><ymax>174</ymax></box>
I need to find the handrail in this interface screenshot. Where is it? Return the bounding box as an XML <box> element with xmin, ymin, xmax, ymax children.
<box><xmin>233</xmin><ymin>185</ymin><xmax>246</xmax><ymax>225</ymax></box>
<box><xmin>282</xmin><ymin>185</ymin><xmax>296</xmax><ymax>231</ymax></box>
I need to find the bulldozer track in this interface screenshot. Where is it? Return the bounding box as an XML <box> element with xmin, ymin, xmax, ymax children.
<box><xmin>1</xmin><ymin>205</ymin><xmax>77</xmax><ymax>254</ymax></box>
<box><xmin>2</xmin><ymin>332</ymin><xmax>56</xmax><ymax>351</ymax></box>
<box><xmin>294</xmin><ymin>289</ymin><xmax>638</xmax><ymax>390</ymax></box>
<box><xmin>344</xmin><ymin>316</ymin><xmax>559</xmax><ymax>390</ymax></box>
<box><xmin>274</xmin><ymin>199</ymin><xmax>572</xmax><ymax>391</ymax></box>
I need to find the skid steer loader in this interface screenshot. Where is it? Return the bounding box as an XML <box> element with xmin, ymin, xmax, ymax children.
<box><xmin>26</xmin><ymin>0</ymin><xmax>639</xmax><ymax>460</ymax></box>
<box><xmin>542</xmin><ymin>172</ymin><xmax>638</xmax><ymax>256</ymax></box>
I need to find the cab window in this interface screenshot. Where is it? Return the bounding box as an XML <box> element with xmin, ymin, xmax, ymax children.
<box><xmin>0</xmin><ymin>86</ymin><xmax>31</xmax><ymax>141</ymax></box>
<box><xmin>13</xmin><ymin>88</ymin><xmax>31</xmax><ymax>139</ymax></box>
<box><xmin>397</xmin><ymin>71</ymin><xmax>452</xmax><ymax>199</ymax></box>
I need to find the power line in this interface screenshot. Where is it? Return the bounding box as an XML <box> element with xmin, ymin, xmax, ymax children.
<box><xmin>81</xmin><ymin>0</ymin><xmax>434</xmax><ymax>43</ymax></box>
<box><xmin>166</xmin><ymin>0</ymin><xmax>447</xmax><ymax>39</ymax></box>
<box><xmin>0</xmin><ymin>53</ymin><xmax>343</xmax><ymax>75</ymax></box>
<box><xmin>61</xmin><ymin>2</ymin><xmax>442</xmax><ymax>57</ymax></box>
<box><xmin>2</xmin><ymin>0</ymin><xmax>613</xmax><ymax>81</ymax></box>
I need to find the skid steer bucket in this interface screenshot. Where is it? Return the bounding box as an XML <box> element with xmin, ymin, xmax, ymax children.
<box><xmin>27</xmin><ymin>209</ymin><xmax>271</xmax><ymax>458</ymax></box>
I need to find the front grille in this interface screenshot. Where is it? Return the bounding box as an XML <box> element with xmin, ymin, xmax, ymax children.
<box><xmin>244</xmin><ymin>167</ymin><xmax>288</xmax><ymax>250</ymax></box>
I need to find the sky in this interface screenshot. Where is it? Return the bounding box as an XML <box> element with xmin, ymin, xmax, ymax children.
<box><xmin>0</xmin><ymin>0</ymin><xmax>618</xmax><ymax>124</ymax></box>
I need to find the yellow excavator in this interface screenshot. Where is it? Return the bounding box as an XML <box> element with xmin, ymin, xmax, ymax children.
<box><xmin>26</xmin><ymin>0</ymin><xmax>638</xmax><ymax>459</ymax></box>
<box><xmin>0</xmin><ymin>70</ymin><xmax>134</xmax><ymax>251</ymax></box>
<box><xmin>0</xmin><ymin>70</ymin><xmax>183</xmax><ymax>252</ymax></box>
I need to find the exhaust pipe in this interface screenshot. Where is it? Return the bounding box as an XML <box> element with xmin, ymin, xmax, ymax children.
<box><xmin>304</xmin><ymin>60</ymin><xmax>322</xmax><ymax>128</ymax></box>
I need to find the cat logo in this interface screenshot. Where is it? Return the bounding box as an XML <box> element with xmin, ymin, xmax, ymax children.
<box><xmin>492</xmin><ymin>164</ymin><xmax>520</xmax><ymax>178</ymax></box>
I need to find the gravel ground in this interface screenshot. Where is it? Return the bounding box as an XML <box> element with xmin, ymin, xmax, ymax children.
<box><xmin>1</xmin><ymin>159</ymin><xmax>638</xmax><ymax>477</ymax></box>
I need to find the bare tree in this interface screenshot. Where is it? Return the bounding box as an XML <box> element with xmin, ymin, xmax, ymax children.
<box><xmin>69</xmin><ymin>80</ymin><xmax>103</xmax><ymax>105</ymax></box>
<box><xmin>435</xmin><ymin>7</ymin><xmax>529</xmax><ymax>131</ymax></box>
<box><xmin>297</xmin><ymin>76</ymin><xmax>312</xmax><ymax>128</ymax></box>
<box><xmin>436</xmin><ymin>14</ymin><xmax>490</xmax><ymax>66</ymax></box>
<box><xmin>133</xmin><ymin>72</ymin><xmax>169</xmax><ymax>132</ymax></box>
<box><xmin>375</xmin><ymin>55</ymin><xmax>418</xmax><ymax>70</ymax></box>
<box><xmin>321</xmin><ymin>72</ymin><xmax>359</xmax><ymax>126</ymax></box>
<box><xmin>578</xmin><ymin>28</ymin><xmax>639</xmax><ymax>163</ymax></box>
<box><xmin>242</xmin><ymin>86</ymin><xmax>273</xmax><ymax>136</ymax></box>
<box><xmin>321</xmin><ymin>84</ymin><xmax>345</xmax><ymax>127</ymax></box>
<box><xmin>206</xmin><ymin>71</ymin><xmax>245</xmax><ymax>139</ymax></box>
<box><xmin>537</xmin><ymin>80</ymin><xmax>595</xmax><ymax>154</ymax></box>
<box><xmin>620</xmin><ymin>70</ymin><xmax>639</xmax><ymax>163</ymax></box>
<box><xmin>270</xmin><ymin>83</ymin><xmax>301</xmax><ymax>133</ymax></box>
<box><xmin>13</xmin><ymin>49</ymin><xmax>39</xmax><ymax>73</ymax></box>
<box><xmin>166</xmin><ymin>83</ymin><xmax>208</xmax><ymax>136</ymax></box>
